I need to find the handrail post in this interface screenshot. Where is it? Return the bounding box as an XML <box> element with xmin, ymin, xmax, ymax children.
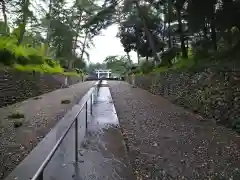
<box><xmin>90</xmin><ymin>94</ymin><xmax>93</xmax><ymax>115</ymax></box>
<box><xmin>85</xmin><ymin>102</ymin><xmax>88</xmax><ymax>133</ymax></box>
<box><xmin>75</xmin><ymin>117</ymin><xmax>78</xmax><ymax>163</ymax></box>
<box><xmin>31</xmin><ymin>87</ymin><xmax>97</xmax><ymax>180</ymax></box>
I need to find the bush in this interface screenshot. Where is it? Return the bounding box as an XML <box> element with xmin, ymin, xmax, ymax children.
<box><xmin>16</xmin><ymin>55</ymin><xmax>30</xmax><ymax>65</ymax></box>
<box><xmin>45</xmin><ymin>58</ymin><xmax>56</xmax><ymax>67</ymax></box>
<box><xmin>172</xmin><ymin>57</ymin><xmax>195</xmax><ymax>70</ymax></box>
<box><xmin>13</xmin><ymin>46</ymin><xmax>30</xmax><ymax>65</ymax></box>
<box><xmin>0</xmin><ymin>35</ymin><xmax>69</xmax><ymax>74</ymax></box>
<box><xmin>0</xmin><ymin>48</ymin><xmax>14</xmax><ymax>65</ymax></box>
<box><xmin>13</xmin><ymin>64</ymin><xmax>63</xmax><ymax>74</ymax></box>
<box><xmin>28</xmin><ymin>55</ymin><xmax>44</xmax><ymax>65</ymax></box>
<box><xmin>0</xmin><ymin>37</ymin><xmax>16</xmax><ymax>65</ymax></box>
<box><xmin>75</xmin><ymin>68</ymin><xmax>81</xmax><ymax>74</ymax></box>
<box><xmin>139</xmin><ymin>60</ymin><xmax>154</xmax><ymax>74</ymax></box>
<box><xmin>192</xmin><ymin>39</ymin><xmax>212</xmax><ymax>59</ymax></box>
<box><xmin>160</xmin><ymin>47</ymin><xmax>179</xmax><ymax>66</ymax></box>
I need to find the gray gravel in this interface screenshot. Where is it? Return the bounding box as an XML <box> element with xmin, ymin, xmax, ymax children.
<box><xmin>109</xmin><ymin>81</ymin><xmax>240</xmax><ymax>180</ymax></box>
<box><xmin>0</xmin><ymin>81</ymin><xmax>95</xmax><ymax>180</ymax></box>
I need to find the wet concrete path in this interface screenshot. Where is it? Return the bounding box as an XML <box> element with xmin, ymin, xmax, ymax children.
<box><xmin>72</xmin><ymin>82</ymin><xmax>134</xmax><ymax>180</ymax></box>
<box><xmin>5</xmin><ymin>81</ymin><xmax>134</xmax><ymax>180</ymax></box>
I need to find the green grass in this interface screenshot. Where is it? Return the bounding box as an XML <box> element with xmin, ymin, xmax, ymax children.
<box><xmin>10</xmin><ymin>63</ymin><xmax>83</xmax><ymax>77</ymax></box>
<box><xmin>0</xmin><ymin>35</ymin><xmax>83</xmax><ymax>76</ymax></box>
<box><xmin>152</xmin><ymin>66</ymin><xmax>171</xmax><ymax>73</ymax></box>
<box><xmin>13</xmin><ymin>63</ymin><xmax>63</xmax><ymax>73</ymax></box>
<box><xmin>171</xmin><ymin>57</ymin><xmax>195</xmax><ymax>70</ymax></box>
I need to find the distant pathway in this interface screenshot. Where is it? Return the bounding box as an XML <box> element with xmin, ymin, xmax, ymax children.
<box><xmin>0</xmin><ymin>81</ymin><xmax>95</xmax><ymax>180</ymax></box>
<box><xmin>109</xmin><ymin>81</ymin><xmax>240</xmax><ymax>180</ymax></box>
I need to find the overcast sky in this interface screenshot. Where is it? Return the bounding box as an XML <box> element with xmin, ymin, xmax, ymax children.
<box><xmin>88</xmin><ymin>24</ymin><xmax>137</xmax><ymax>64</ymax></box>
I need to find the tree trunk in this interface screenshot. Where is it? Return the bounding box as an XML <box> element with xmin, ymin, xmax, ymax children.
<box><xmin>73</xmin><ymin>10</ymin><xmax>84</xmax><ymax>55</ymax></box>
<box><xmin>1</xmin><ymin>0</ymin><xmax>8</xmax><ymax>33</ymax></box>
<box><xmin>227</xmin><ymin>28</ymin><xmax>232</xmax><ymax>47</ymax></box>
<box><xmin>176</xmin><ymin>8</ymin><xmax>188</xmax><ymax>58</ymax></box>
<box><xmin>210</xmin><ymin>5</ymin><xmax>217</xmax><ymax>50</ymax></box>
<box><xmin>17</xmin><ymin>0</ymin><xmax>29</xmax><ymax>45</ymax></box>
<box><xmin>134</xmin><ymin>1</ymin><xmax>161</xmax><ymax>63</ymax></box>
<box><xmin>167</xmin><ymin>0</ymin><xmax>172</xmax><ymax>48</ymax></box>
<box><xmin>210</xmin><ymin>19</ymin><xmax>217</xmax><ymax>50</ymax></box>
<box><xmin>137</xmin><ymin>51</ymin><xmax>140</xmax><ymax>64</ymax></box>
<box><xmin>126</xmin><ymin>52</ymin><xmax>131</xmax><ymax>64</ymax></box>
<box><xmin>79</xmin><ymin>32</ymin><xmax>88</xmax><ymax>62</ymax></box>
<box><xmin>45</xmin><ymin>0</ymin><xmax>52</xmax><ymax>55</ymax></box>
<box><xmin>163</xmin><ymin>21</ymin><xmax>166</xmax><ymax>42</ymax></box>
<box><xmin>203</xmin><ymin>19</ymin><xmax>208</xmax><ymax>40</ymax></box>
<box><xmin>146</xmin><ymin>56</ymin><xmax>148</xmax><ymax>62</ymax></box>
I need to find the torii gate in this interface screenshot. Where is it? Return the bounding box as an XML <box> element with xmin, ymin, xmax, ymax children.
<box><xmin>95</xmin><ymin>69</ymin><xmax>111</xmax><ymax>79</ymax></box>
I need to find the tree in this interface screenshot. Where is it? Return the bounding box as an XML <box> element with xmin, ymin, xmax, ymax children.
<box><xmin>174</xmin><ymin>0</ymin><xmax>188</xmax><ymax>58</ymax></box>
<box><xmin>104</xmin><ymin>55</ymin><xmax>131</xmax><ymax>74</ymax></box>
<box><xmin>0</xmin><ymin>0</ymin><xmax>8</xmax><ymax>34</ymax></box>
<box><xmin>119</xmin><ymin>0</ymin><xmax>165</xmax><ymax>63</ymax></box>
<box><xmin>16</xmin><ymin>0</ymin><xmax>31</xmax><ymax>45</ymax></box>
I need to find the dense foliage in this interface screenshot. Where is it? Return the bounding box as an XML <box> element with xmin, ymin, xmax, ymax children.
<box><xmin>0</xmin><ymin>0</ymin><xmax>117</xmax><ymax>74</ymax></box>
<box><xmin>1</xmin><ymin>0</ymin><xmax>240</xmax><ymax>75</ymax></box>
<box><xmin>112</xmin><ymin>0</ymin><xmax>240</xmax><ymax>73</ymax></box>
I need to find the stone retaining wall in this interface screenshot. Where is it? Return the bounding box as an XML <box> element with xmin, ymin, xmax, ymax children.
<box><xmin>130</xmin><ymin>70</ymin><xmax>240</xmax><ymax>126</ymax></box>
<box><xmin>0</xmin><ymin>69</ymin><xmax>81</xmax><ymax>107</ymax></box>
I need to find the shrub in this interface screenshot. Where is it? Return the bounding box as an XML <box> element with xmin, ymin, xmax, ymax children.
<box><xmin>172</xmin><ymin>57</ymin><xmax>195</xmax><ymax>70</ymax></box>
<box><xmin>16</xmin><ymin>55</ymin><xmax>30</xmax><ymax>65</ymax></box>
<box><xmin>139</xmin><ymin>60</ymin><xmax>154</xmax><ymax>74</ymax></box>
<box><xmin>160</xmin><ymin>47</ymin><xmax>179</xmax><ymax>66</ymax></box>
<box><xmin>13</xmin><ymin>46</ymin><xmax>30</xmax><ymax>65</ymax></box>
<box><xmin>192</xmin><ymin>39</ymin><xmax>212</xmax><ymax>59</ymax></box>
<box><xmin>45</xmin><ymin>58</ymin><xmax>56</xmax><ymax>67</ymax></box>
<box><xmin>0</xmin><ymin>48</ymin><xmax>14</xmax><ymax>65</ymax></box>
<box><xmin>75</xmin><ymin>68</ymin><xmax>80</xmax><ymax>74</ymax></box>
<box><xmin>0</xmin><ymin>37</ymin><xmax>16</xmax><ymax>65</ymax></box>
<box><xmin>28</xmin><ymin>55</ymin><xmax>44</xmax><ymax>65</ymax></box>
<box><xmin>13</xmin><ymin>64</ymin><xmax>63</xmax><ymax>74</ymax></box>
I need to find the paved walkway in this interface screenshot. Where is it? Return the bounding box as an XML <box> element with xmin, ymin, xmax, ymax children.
<box><xmin>5</xmin><ymin>81</ymin><xmax>134</xmax><ymax>180</ymax></box>
<box><xmin>109</xmin><ymin>81</ymin><xmax>240</xmax><ymax>180</ymax></box>
<box><xmin>0</xmin><ymin>81</ymin><xmax>95</xmax><ymax>180</ymax></box>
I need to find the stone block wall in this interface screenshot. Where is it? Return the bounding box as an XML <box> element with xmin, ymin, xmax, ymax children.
<box><xmin>131</xmin><ymin>70</ymin><xmax>240</xmax><ymax>126</ymax></box>
<box><xmin>0</xmin><ymin>69</ymin><xmax>81</xmax><ymax>107</ymax></box>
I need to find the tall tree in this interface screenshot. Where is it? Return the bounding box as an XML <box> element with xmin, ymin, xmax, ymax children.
<box><xmin>174</xmin><ymin>0</ymin><xmax>188</xmax><ymax>58</ymax></box>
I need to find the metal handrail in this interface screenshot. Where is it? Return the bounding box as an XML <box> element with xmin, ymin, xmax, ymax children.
<box><xmin>31</xmin><ymin>82</ymin><xmax>100</xmax><ymax>180</ymax></box>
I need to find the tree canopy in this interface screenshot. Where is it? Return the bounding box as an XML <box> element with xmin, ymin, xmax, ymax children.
<box><xmin>0</xmin><ymin>0</ymin><xmax>240</xmax><ymax>73</ymax></box>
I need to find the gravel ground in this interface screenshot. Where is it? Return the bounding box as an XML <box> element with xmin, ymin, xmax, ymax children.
<box><xmin>108</xmin><ymin>81</ymin><xmax>240</xmax><ymax>180</ymax></box>
<box><xmin>0</xmin><ymin>81</ymin><xmax>95</xmax><ymax>180</ymax></box>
